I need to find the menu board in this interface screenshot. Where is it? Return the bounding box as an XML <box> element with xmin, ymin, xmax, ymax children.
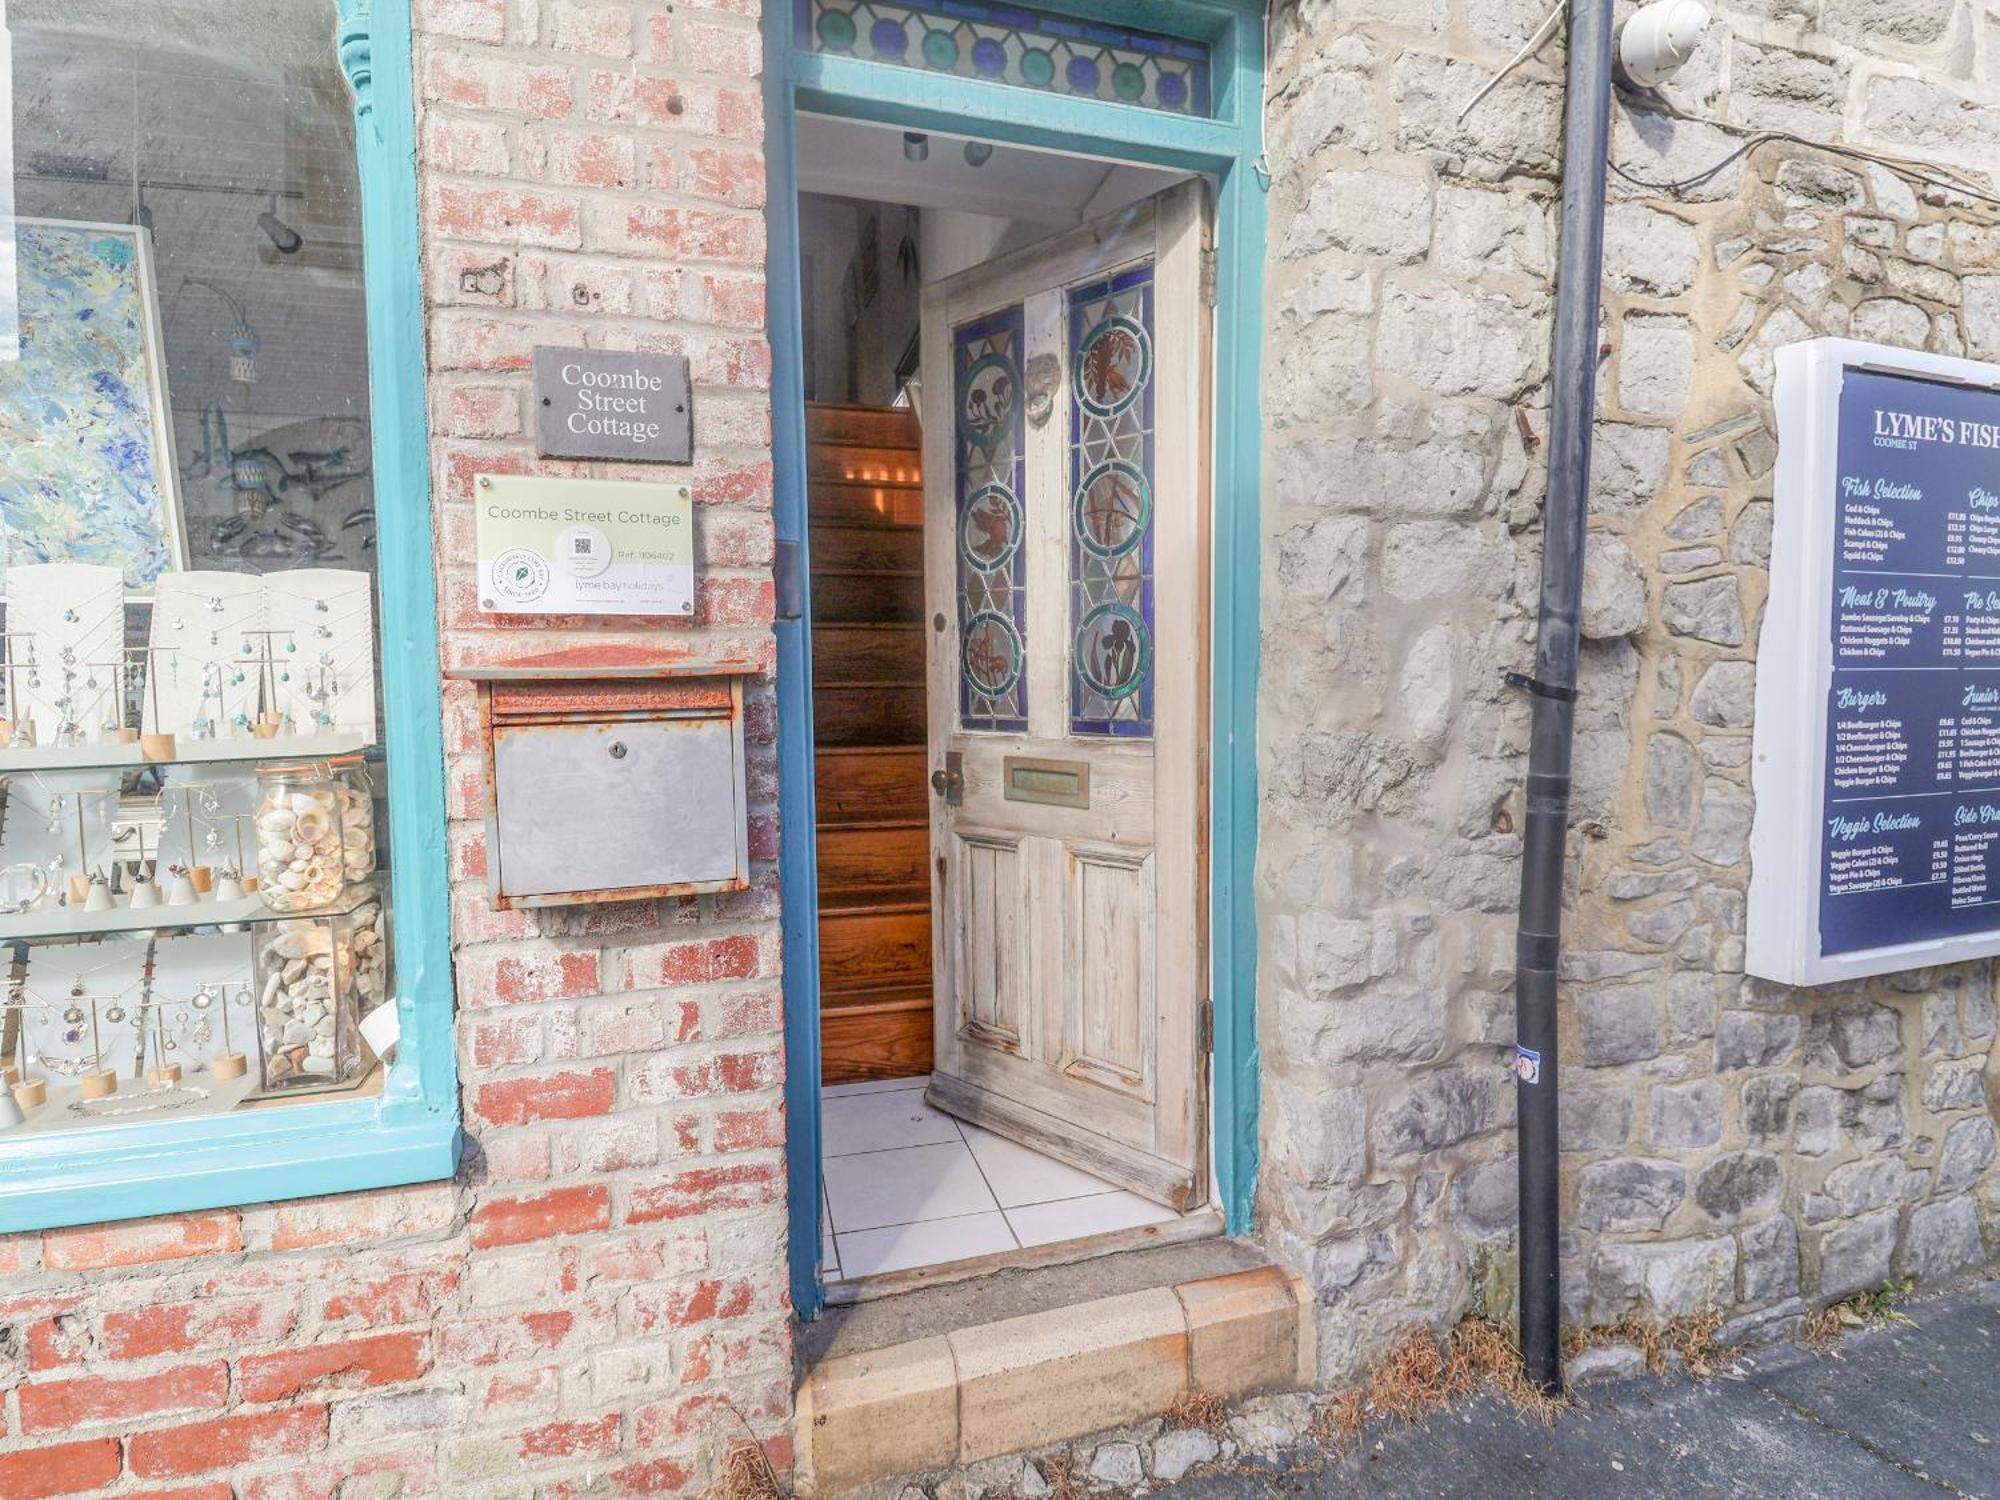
<box><xmin>1750</xmin><ymin>341</ymin><xmax>2000</xmax><ymax>984</ymax></box>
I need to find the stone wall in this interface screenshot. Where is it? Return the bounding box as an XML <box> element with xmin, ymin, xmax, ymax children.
<box><xmin>0</xmin><ymin>1</ymin><xmax>789</xmax><ymax>1494</ymax></box>
<box><xmin>1257</xmin><ymin>0</ymin><xmax>2000</xmax><ymax>1380</ymax></box>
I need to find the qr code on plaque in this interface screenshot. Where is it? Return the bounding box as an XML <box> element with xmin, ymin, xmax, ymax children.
<box><xmin>572</xmin><ymin>535</ymin><xmax>595</xmax><ymax>556</ymax></box>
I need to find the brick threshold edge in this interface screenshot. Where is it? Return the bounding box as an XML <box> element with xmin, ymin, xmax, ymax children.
<box><xmin>794</xmin><ymin>1264</ymin><xmax>1314</xmax><ymax>1496</ymax></box>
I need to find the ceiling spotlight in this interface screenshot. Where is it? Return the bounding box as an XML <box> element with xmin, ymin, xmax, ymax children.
<box><xmin>257</xmin><ymin>195</ymin><xmax>303</xmax><ymax>255</ymax></box>
<box><xmin>903</xmin><ymin>131</ymin><xmax>930</xmax><ymax>163</ymax></box>
<box><xmin>963</xmin><ymin>141</ymin><xmax>993</xmax><ymax>167</ymax></box>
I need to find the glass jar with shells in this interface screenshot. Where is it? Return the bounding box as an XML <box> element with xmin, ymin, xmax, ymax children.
<box><xmin>324</xmin><ymin>753</ymin><xmax>378</xmax><ymax>882</ymax></box>
<box><xmin>252</xmin><ymin>762</ymin><xmax>350</xmax><ymax>912</ymax></box>
<box><xmin>250</xmin><ymin>895</ymin><xmax>388</xmax><ymax>1096</ymax></box>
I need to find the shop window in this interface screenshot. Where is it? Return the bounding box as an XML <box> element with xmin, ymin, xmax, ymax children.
<box><xmin>0</xmin><ymin>1</ymin><xmax>455</xmax><ymax>1223</ymax></box>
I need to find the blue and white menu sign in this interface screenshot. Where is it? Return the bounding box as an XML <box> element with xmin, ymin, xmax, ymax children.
<box><xmin>1750</xmin><ymin>341</ymin><xmax>2000</xmax><ymax>985</ymax></box>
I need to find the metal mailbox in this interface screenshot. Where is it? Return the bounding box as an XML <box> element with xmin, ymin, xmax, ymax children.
<box><xmin>459</xmin><ymin>665</ymin><xmax>755</xmax><ymax>909</ymax></box>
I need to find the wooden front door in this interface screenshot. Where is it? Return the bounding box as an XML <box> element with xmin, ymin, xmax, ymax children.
<box><xmin>919</xmin><ymin>182</ymin><xmax>1210</xmax><ymax>1210</ymax></box>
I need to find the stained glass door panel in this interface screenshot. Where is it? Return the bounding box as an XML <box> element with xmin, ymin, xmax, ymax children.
<box><xmin>1068</xmin><ymin>266</ymin><xmax>1156</xmax><ymax>737</ymax></box>
<box><xmin>918</xmin><ymin>181</ymin><xmax>1210</xmax><ymax>1208</ymax></box>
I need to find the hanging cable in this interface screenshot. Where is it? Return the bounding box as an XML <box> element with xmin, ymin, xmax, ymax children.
<box><xmin>1608</xmin><ymin>108</ymin><xmax>2000</xmax><ymax>209</ymax></box>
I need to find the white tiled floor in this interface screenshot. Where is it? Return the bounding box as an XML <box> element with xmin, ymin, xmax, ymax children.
<box><xmin>820</xmin><ymin>1075</ymin><xmax>1182</xmax><ymax>1281</ymax></box>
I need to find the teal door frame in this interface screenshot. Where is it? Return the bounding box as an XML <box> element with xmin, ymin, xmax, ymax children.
<box><xmin>766</xmin><ymin>0</ymin><xmax>1267</xmax><ymax>1318</ymax></box>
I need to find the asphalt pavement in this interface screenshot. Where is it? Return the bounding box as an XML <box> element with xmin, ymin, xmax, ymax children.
<box><xmin>1163</xmin><ymin>1279</ymin><xmax>2000</xmax><ymax>1498</ymax></box>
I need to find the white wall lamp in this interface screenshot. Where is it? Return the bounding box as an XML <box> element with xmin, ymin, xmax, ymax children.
<box><xmin>1459</xmin><ymin>0</ymin><xmax>1711</xmax><ymax>120</ymax></box>
<box><xmin>1618</xmin><ymin>0</ymin><xmax>1712</xmax><ymax>87</ymax></box>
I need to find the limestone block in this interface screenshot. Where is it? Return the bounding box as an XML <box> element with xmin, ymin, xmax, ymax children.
<box><xmin>1271</xmin><ymin>1077</ymin><xmax>1368</xmax><ymax>1188</ymax></box>
<box><xmin>1590</xmin><ymin>422</ymin><xmax>1673</xmax><ymax>521</ymax></box>
<box><xmin>1371</xmin><ymin>1068</ymin><xmax>1496</xmax><ymax>1160</ymax></box>
<box><xmin>1689</xmin><ymin>661</ymin><xmax>1755</xmax><ymax>728</ymax></box>
<box><xmin>1651</xmin><ymin>1079</ymin><xmax>1725</xmax><ymax>1148</ymax></box>
<box><xmin>1432</xmin><ymin>184</ymin><xmax>1552</xmax><ymax>281</ymax></box>
<box><xmin>1175</xmin><ymin>1265</ymin><xmax>1313</xmax><ymax>1399</ymax></box>
<box><xmin>1716</xmin><ymin>1011</ymin><xmax>1801</xmax><ymax>1071</ymax></box>
<box><xmin>1591</xmin><ymin>1235</ymin><xmax>1737</xmax><ymax>1320</ymax></box>
<box><xmin>1399</xmin><ymin>622</ymin><xmax>1456</xmax><ymax>746</ymax></box>
<box><xmin>1820</xmin><ymin>1156</ymin><xmax>1927</xmax><ymax>1217</ymax></box>
<box><xmin>1694</xmin><ymin>1151</ymin><xmax>1783</xmax><ymax>1222</ymax></box>
<box><xmin>1619</xmin><ymin>314</ymin><xmax>1695</xmax><ymax>416</ymax></box>
<box><xmin>1901</xmin><ymin>1195</ymin><xmax>1984</xmax><ymax>1280</ymax></box>
<box><xmin>1864</xmin><ymin>76</ymin><xmax>2000</xmax><ymax>151</ymax></box>
<box><xmin>1922</xmin><ymin>1056</ymin><xmax>1987</xmax><ymax>1113</ymax></box>
<box><xmin>1452</xmin><ymin>1157</ymin><xmax>1518</xmax><ymax>1238</ymax></box>
<box><xmin>1667</xmin><ymin>496</ymin><xmax>1723</xmax><ymax>540</ymax></box>
<box><xmin>1742</xmin><ymin>1074</ymin><xmax>1801</xmax><ymax>1141</ymax></box>
<box><xmin>1775</xmin><ymin>159</ymin><xmax>1867</xmax><ymax>210</ymax></box>
<box><xmin>1645</xmin><ymin>732</ymin><xmax>1698</xmax><ymax>827</ymax></box>
<box><xmin>1274</xmin><ymin>516</ymin><xmax>1369</xmax><ymax>604</ymax></box>
<box><xmin>1283</xmin><ymin>169</ymin><xmax>1434</xmax><ymax>263</ymax></box>
<box><xmin>1728</xmin><ymin>40</ymin><xmax>1847</xmax><ymax>136</ymax></box>
<box><xmin>1577</xmin><ymin>1157</ymin><xmax>1686</xmax><ymax>1232</ymax></box>
<box><xmin>1818</xmin><ymin>1207</ymin><xmax>1899</xmax><ymax>1298</ymax></box>
<box><xmin>1381</xmin><ymin>519</ymin><xmax>1512</xmax><ymax>601</ymax></box>
<box><xmin>1580</xmin><ymin>985</ymin><xmax>1664</xmax><ymax>1066</ymax></box>
<box><xmin>1611</xmin><ymin>111</ymin><xmax>1743</xmax><ymax>203</ymax></box>
<box><xmin>1378</xmin><ymin>283</ymin><xmax>1547</xmax><ymax>399</ymax></box>
<box><xmin>1268</xmin><ymin>67</ymin><xmax>1379</xmax><ymax>167</ymax></box>
<box><xmin>1740</xmin><ymin>1214</ymin><xmax>1801</xmax><ymax>1303</ymax></box>
<box><xmin>1938</xmin><ymin>1115</ymin><xmax>1997</xmax><ymax>1192</ymax></box>
<box><xmin>1603</xmin><ymin>203</ymin><xmax>1700</xmax><ymax>296</ymax></box>
<box><xmin>949</xmin><ymin>1288</ymin><xmax>1186</xmax><ymax>1464</ymax></box>
<box><xmin>796</xmin><ymin>1337</ymin><xmax>959</xmax><ymax>1497</ymax></box>
<box><xmin>1691</xmin><ymin>776</ymin><xmax>1753</xmax><ymax>865</ymax></box>
<box><xmin>1965</xmin><ymin>276</ymin><xmax>2000</xmax><ymax>361</ymax></box>
<box><xmin>1581</xmin><ymin>533</ymin><xmax>1648</xmax><ymax>639</ymax></box>
<box><xmin>1389</xmin><ymin>52</ymin><xmax>1562</xmax><ymax>181</ymax></box>
<box><xmin>1729</xmin><ymin>501</ymin><xmax>1774</xmax><ymax>567</ymax></box>
<box><xmin>1560</xmin><ymin>1087</ymin><xmax>1635</xmax><ymax>1151</ymax></box>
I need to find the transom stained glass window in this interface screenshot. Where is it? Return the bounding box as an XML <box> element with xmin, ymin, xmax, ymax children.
<box><xmin>955</xmin><ymin>305</ymin><xmax>1029</xmax><ymax>733</ymax></box>
<box><xmin>1067</xmin><ymin>264</ymin><xmax>1156</xmax><ymax>738</ymax></box>
<box><xmin>801</xmin><ymin>0</ymin><xmax>1210</xmax><ymax>117</ymax></box>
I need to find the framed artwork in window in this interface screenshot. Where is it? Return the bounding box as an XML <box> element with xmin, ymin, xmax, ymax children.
<box><xmin>0</xmin><ymin>218</ymin><xmax>188</xmax><ymax>591</ymax></box>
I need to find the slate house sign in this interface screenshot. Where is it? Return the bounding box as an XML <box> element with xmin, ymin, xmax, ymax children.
<box><xmin>533</xmin><ymin>346</ymin><xmax>693</xmax><ymax>462</ymax></box>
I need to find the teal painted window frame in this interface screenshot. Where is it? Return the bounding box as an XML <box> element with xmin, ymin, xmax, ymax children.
<box><xmin>766</xmin><ymin>0</ymin><xmax>1265</xmax><ymax>1319</ymax></box>
<box><xmin>0</xmin><ymin>0</ymin><xmax>461</xmax><ymax>1234</ymax></box>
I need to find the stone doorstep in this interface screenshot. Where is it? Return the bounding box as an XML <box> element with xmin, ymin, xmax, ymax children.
<box><xmin>795</xmin><ymin>1264</ymin><xmax>1315</xmax><ymax>1497</ymax></box>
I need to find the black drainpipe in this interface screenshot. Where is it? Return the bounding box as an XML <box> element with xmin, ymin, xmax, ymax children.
<box><xmin>1513</xmin><ymin>0</ymin><xmax>1618</xmax><ymax>1395</ymax></box>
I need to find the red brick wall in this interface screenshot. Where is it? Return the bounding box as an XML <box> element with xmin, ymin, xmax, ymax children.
<box><xmin>0</xmin><ymin>1</ymin><xmax>790</xmax><ymax>1494</ymax></box>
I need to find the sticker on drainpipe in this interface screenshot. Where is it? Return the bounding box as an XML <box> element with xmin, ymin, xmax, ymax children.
<box><xmin>1513</xmin><ymin>1045</ymin><xmax>1541</xmax><ymax>1085</ymax></box>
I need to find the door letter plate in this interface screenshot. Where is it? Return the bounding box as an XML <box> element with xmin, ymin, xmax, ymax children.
<box><xmin>1003</xmin><ymin>756</ymin><xmax>1090</xmax><ymax>809</ymax></box>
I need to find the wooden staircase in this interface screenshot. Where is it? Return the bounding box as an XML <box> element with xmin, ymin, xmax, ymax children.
<box><xmin>809</xmin><ymin>402</ymin><xmax>933</xmax><ymax>1085</ymax></box>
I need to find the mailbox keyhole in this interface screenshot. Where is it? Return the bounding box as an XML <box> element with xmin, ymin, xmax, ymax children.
<box><xmin>607</xmin><ymin>740</ymin><xmax>628</xmax><ymax>760</ymax></box>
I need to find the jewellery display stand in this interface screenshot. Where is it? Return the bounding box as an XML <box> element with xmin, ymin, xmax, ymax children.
<box><xmin>0</xmin><ymin>561</ymin><xmax>388</xmax><ymax>1140</ymax></box>
<box><xmin>144</xmin><ymin>569</ymin><xmax>264</xmax><ymax>740</ymax></box>
<box><xmin>269</xmin><ymin>569</ymin><xmax>376</xmax><ymax>737</ymax></box>
<box><xmin>5</xmin><ymin>563</ymin><xmax>126</xmax><ymax>750</ymax></box>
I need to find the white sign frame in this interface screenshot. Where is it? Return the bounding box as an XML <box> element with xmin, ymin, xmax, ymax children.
<box><xmin>1748</xmin><ymin>337</ymin><xmax>2000</xmax><ymax>986</ymax></box>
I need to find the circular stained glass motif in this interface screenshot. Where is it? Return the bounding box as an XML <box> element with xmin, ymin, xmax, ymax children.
<box><xmin>1112</xmin><ymin>62</ymin><xmax>1147</xmax><ymax>101</ymax></box>
<box><xmin>959</xmin><ymin>351</ymin><xmax>1018</xmax><ymax>449</ymax></box>
<box><xmin>960</xmin><ymin>483</ymin><xmax>1023</xmax><ymax>572</ymax></box>
<box><xmin>815</xmin><ymin>9</ymin><xmax>858</xmax><ymax>50</ymax></box>
<box><xmin>870</xmin><ymin>18</ymin><xmax>909</xmax><ymax>57</ymax></box>
<box><xmin>1073</xmin><ymin>460</ymin><xmax>1151</xmax><ymax>558</ymax></box>
<box><xmin>1075</xmin><ymin>602</ymin><xmax>1150</xmax><ymax>703</ymax></box>
<box><xmin>1073</xmin><ymin>314</ymin><xmax>1152</xmax><ymax>418</ymax></box>
<box><xmin>962</xmin><ymin>610</ymin><xmax>1025</xmax><ymax>701</ymax></box>
<box><xmin>971</xmin><ymin>36</ymin><xmax>1007</xmax><ymax>74</ymax></box>
<box><xmin>1157</xmin><ymin>71</ymin><xmax>1189</xmax><ymax>110</ymax></box>
<box><xmin>922</xmin><ymin>29</ymin><xmax>958</xmax><ymax>68</ymax></box>
<box><xmin>1020</xmin><ymin>47</ymin><xmax>1055</xmax><ymax>86</ymax></box>
<box><xmin>1066</xmin><ymin>56</ymin><xmax>1100</xmax><ymax>93</ymax></box>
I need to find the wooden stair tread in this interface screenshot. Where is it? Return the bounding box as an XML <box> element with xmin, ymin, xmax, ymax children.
<box><xmin>818</xmin><ymin>889</ymin><xmax>930</xmax><ymax>917</ymax></box>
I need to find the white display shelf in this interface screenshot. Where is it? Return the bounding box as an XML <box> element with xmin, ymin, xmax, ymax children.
<box><xmin>4</xmin><ymin>1067</ymin><xmax>261</xmax><ymax>1135</ymax></box>
<box><xmin>0</xmin><ymin>732</ymin><xmax>372</xmax><ymax>776</ymax></box>
<box><xmin>0</xmin><ymin>877</ymin><xmax>381</xmax><ymax>945</ymax></box>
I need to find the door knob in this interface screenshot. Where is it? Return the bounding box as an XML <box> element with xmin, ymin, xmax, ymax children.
<box><xmin>931</xmin><ymin>751</ymin><xmax>964</xmax><ymax>806</ymax></box>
